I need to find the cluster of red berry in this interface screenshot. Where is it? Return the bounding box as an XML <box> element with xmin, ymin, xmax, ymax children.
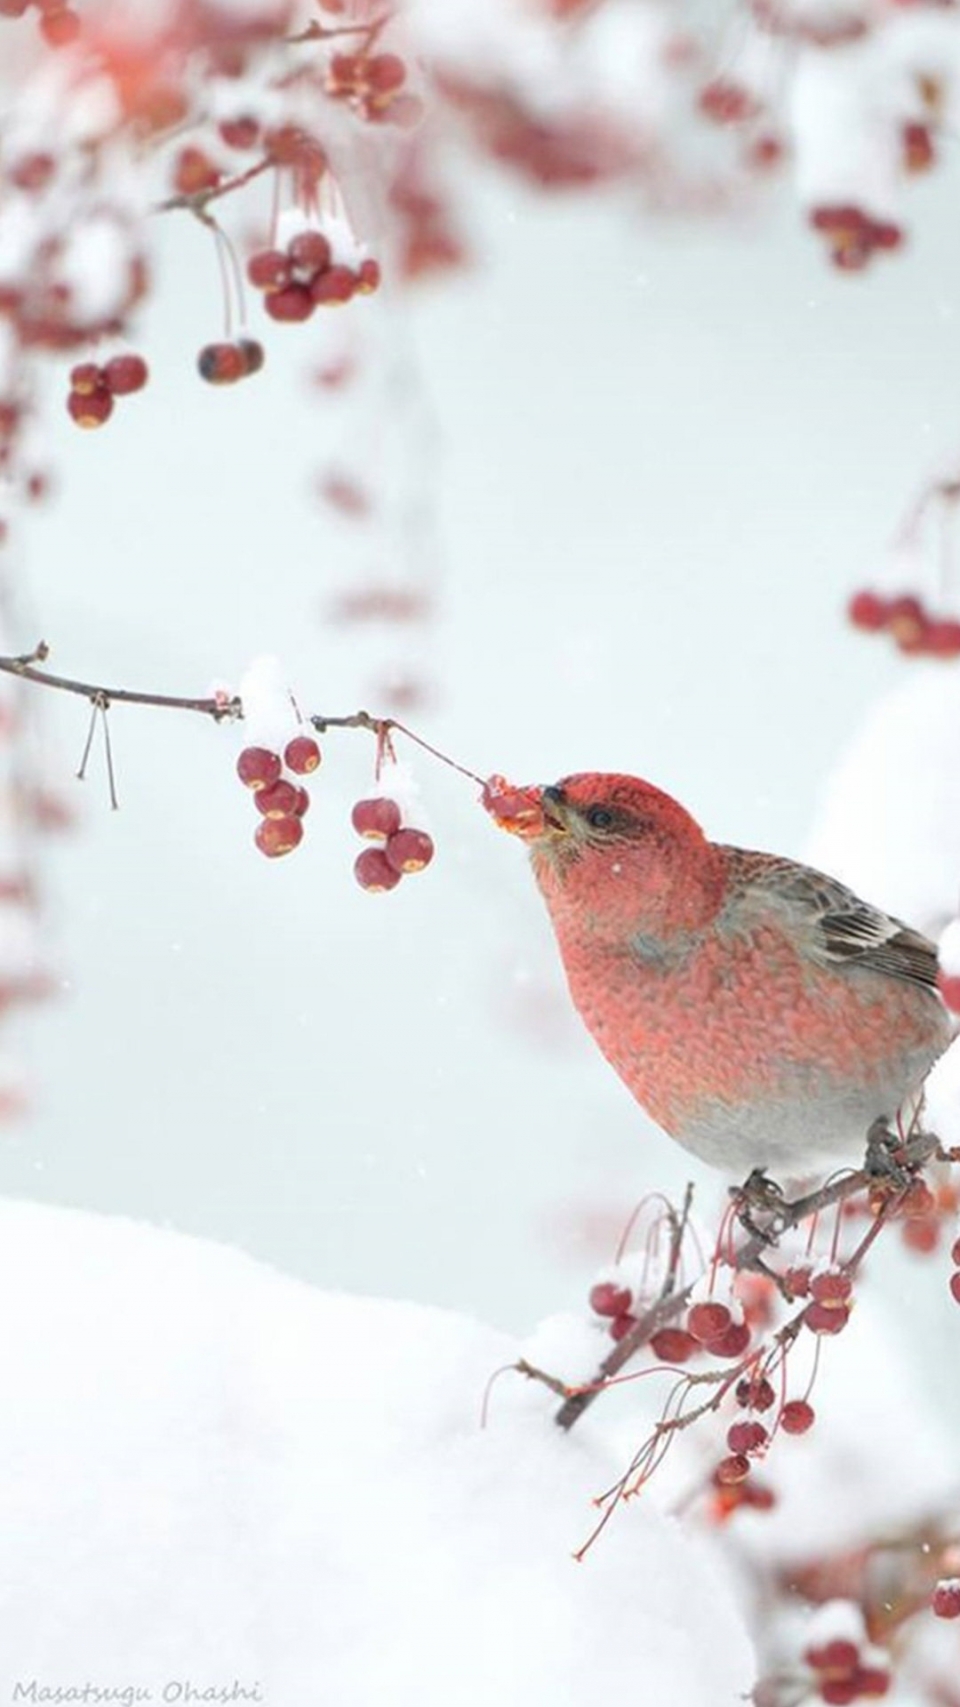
<box><xmin>66</xmin><ymin>354</ymin><xmax>149</xmax><ymax>429</ymax></box>
<box><xmin>246</xmin><ymin>231</ymin><xmax>381</xmax><ymax>325</ymax></box>
<box><xmin>780</xmin><ymin>1264</ymin><xmax>853</xmax><ymax>1336</ymax></box>
<box><xmin>197</xmin><ymin>339</ymin><xmax>265</xmax><ymax>386</ymax></box>
<box><xmin>588</xmin><ymin>1282</ymin><xmax>751</xmax><ymax>1358</ymax></box>
<box><xmin>235</xmin><ymin>736</ymin><xmax>321</xmax><ymax>859</ymax></box>
<box><xmin>847</xmin><ymin>590</ymin><xmax>960</xmax><ymax>657</ymax></box>
<box><xmin>808</xmin><ymin>205</ymin><xmax>903</xmax><ymax>273</ymax></box>
<box><xmin>351</xmin><ymin>797</ymin><xmax>434</xmax><ymax>893</ymax></box>
<box><xmin>0</xmin><ymin>0</ymin><xmax>79</xmax><ymax>47</ymax></box>
<box><xmin>327</xmin><ymin>50</ymin><xmax>421</xmax><ymax>128</ymax></box>
<box><xmin>709</xmin><ymin>1374</ymin><xmax>814</xmax><ymax>1515</ymax></box>
<box><xmin>802</xmin><ymin>1636</ymin><xmax>891</xmax><ymax>1705</ymax></box>
<box><xmin>932</xmin><ymin>1578</ymin><xmax>960</xmax><ymax>1619</ymax></box>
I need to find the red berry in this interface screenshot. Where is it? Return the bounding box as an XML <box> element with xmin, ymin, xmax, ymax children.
<box><xmin>886</xmin><ymin>593</ymin><xmax>926</xmax><ymax>649</ymax></box>
<box><xmin>311</xmin><ymin>265</ymin><xmax>356</xmax><ymax>305</ymax></box>
<box><xmin>236</xmin><ymin>747</ymin><xmax>282</xmax><ymax>792</ymax></box>
<box><xmin>237</xmin><ymin>338</ymin><xmax>265</xmax><ymax>377</ymax></box>
<box><xmin>805</xmin><ymin>1299</ymin><xmax>851</xmax><ymax>1335</ymax></box>
<box><xmin>69</xmin><ymin>361</ymin><xmax>103</xmax><ymax>396</ymax></box>
<box><xmin>698</xmin><ymin>79</ymin><xmax>758</xmax><ymax>124</ymax></box>
<box><xmin>385</xmin><ymin>827</ymin><xmax>435</xmax><ymax>874</ymax></box>
<box><xmin>727</xmin><ymin>1420</ymin><xmax>767</xmax><ymax>1455</ymax></box>
<box><xmin>289</xmin><ymin>786</ymin><xmax>310</xmax><ymax>818</ymax></box>
<box><xmin>708</xmin><ymin>1319</ymin><xmax>752</xmax><ymax>1358</ymax></box>
<box><xmin>686</xmin><ymin>1301</ymin><xmax>732</xmax><ymax>1344</ymax></box>
<box><xmin>67</xmin><ymin>387</ymin><xmax>113</xmax><ymax>428</ymax></box>
<box><xmin>198</xmin><ymin>342</ymin><xmax>246</xmax><ymax>385</ymax></box>
<box><xmin>819</xmin><ymin>1681</ymin><xmax>858</xmax><ymax>1706</ymax></box>
<box><xmin>366</xmin><ymin>52</ymin><xmax>407</xmax><ymax>93</ymax></box>
<box><xmin>903</xmin><ymin>120</ymin><xmax>934</xmax><ymax>172</ymax></box>
<box><xmin>588</xmin><ymin>1281</ymin><xmax>632</xmax><ymax>1319</ymax></box>
<box><xmin>779</xmin><ymin>1398</ymin><xmax>815</xmax><ymax>1434</ymax></box>
<box><xmin>247</xmin><ymin>249</ymin><xmax>291</xmax><ymax>291</ymax></box>
<box><xmin>736</xmin><ymin>1374</ymin><xmax>775</xmax><ymax>1411</ymax></box>
<box><xmin>847</xmin><ymin>590</ymin><xmax>889</xmax><ymax>632</ymax></box>
<box><xmin>951</xmin><ymin>1236</ymin><xmax>960</xmax><ymax>1265</ymax></box>
<box><xmin>901</xmin><ymin>1216</ymin><xmax>939</xmax><ymax>1254</ymax></box>
<box><xmin>351</xmin><ymin>797</ymin><xmax>401</xmax><ymax>841</ymax></box>
<box><xmin>219</xmin><ymin>116</ymin><xmax>260</xmax><ymax>150</ymax></box>
<box><xmin>809</xmin><ymin>1269</ymin><xmax>852</xmax><ymax>1307</ymax></box>
<box><xmin>926</xmin><ymin>619</ymin><xmax>960</xmax><ymax>658</ymax></box>
<box><xmin>288</xmin><ymin>230</ymin><xmax>332</xmax><ymax>274</ymax></box>
<box><xmin>942</xmin><ymin>973</ymin><xmax>960</xmax><ymax>1014</ymax></box>
<box><xmin>103</xmin><ymin>353</ymin><xmax>148</xmax><ymax>395</ymax></box>
<box><xmin>609</xmin><ymin>1312</ymin><xmax>635</xmax><ymax>1342</ymax></box>
<box><xmin>854</xmin><ymin>1669</ymin><xmax>890</xmax><ymax>1700</ymax></box>
<box><xmin>714</xmin><ymin>1453</ymin><xmax>750</xmax><ymax>1486</ymax></box>
<box><xmin>932</xmin><ymin>1580</ymin><xmax>960</xmax><ymax>1618</ymax></box>
<box><xmin>264</xmin><ymin>284</ymin><xmax>314</xmax><ymax>323</ymax></box>
<box><xmin>354</xmin><ymin>847</ymin><xmax>401</xmax><ymax>892</ymax></box>
<box><xmin>173</xmin><ymin>146</ymin><xmax>220</xmax><ymax>196</ymax></box>
<box><xmin>255</xmin><ymin>815</ymin><xmax>303</xmax><ymax>858</ymax></box>
<box><xmin>284</xmin><ymin>734</ymin><xmax>322</xmax><ymax>775</ymax></box>
<box><xmin>356</xmin><ymin>257</ymin><xmax>382</xmax><ymax>294</ymax></box>
<box><xmin>39</xmin><ymin>5</ymin><xmax>81</xmax><ymax>46</ymax></box>
<box><xmin>949</xmin><ymin>1271</ymin><xmax>960</xmax><ymax>1306</ymax></box>
<box><xmin>783</xmin><ymin>1264</ymin><xmax>812</xmax><ymax>1299</ymax></box>
<box><xmin>806</xmin><ymin>1638</ymin><xmax>859</xmax><ymax>1673</ymax></box>
<box><xmin>254</xmin><ymin>779</ymin><xmax>302</xmax><ymax>819</ymax></box>
<box><xmin>649</xmin><ymin>1327</ymin><xmax>699</xmax><ymax>1363</ymax></box>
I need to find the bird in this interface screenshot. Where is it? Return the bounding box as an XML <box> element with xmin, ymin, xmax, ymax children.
<box><xmin>488</xmin><ymin>771</ymin><xmax>952</xmax><ymax>1180</ymax></box>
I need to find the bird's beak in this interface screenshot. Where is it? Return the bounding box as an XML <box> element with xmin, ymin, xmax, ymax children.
<box><xmin>481</xmin><ymin>776</ymin><xmax>570</xmax><ymax>842</ymax></box>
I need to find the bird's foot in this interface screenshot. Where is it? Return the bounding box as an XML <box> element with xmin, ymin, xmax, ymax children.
<box><xmin>864</xmin><ymin>1118</ymin><xmax>914</xmax><ymax>1190</ymax></box>
<box><xmin>730</xmin><ymin>1168</ymin><xmax>787</xmax><ymax>1246</ymax></box>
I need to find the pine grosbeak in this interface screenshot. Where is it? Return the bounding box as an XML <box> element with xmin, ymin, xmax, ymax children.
<box><xmin>488</xmin><ymin>771</ymin><xmax>952</xmax><ymax>1177</ymax></box>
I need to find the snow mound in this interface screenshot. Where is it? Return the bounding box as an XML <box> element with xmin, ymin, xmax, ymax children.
<box><xmin>0</xmin><ymin>1199</ymin><xmax>753</xmax><ymax>1707</ymax></box>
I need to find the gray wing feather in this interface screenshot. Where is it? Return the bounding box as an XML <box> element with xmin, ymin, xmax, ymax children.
<box><xmin>723</xmin><ymin>850</ymin><xmax>941</xmax><ymax>996</ymax></box>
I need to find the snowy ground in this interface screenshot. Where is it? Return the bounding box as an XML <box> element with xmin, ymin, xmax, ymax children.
<box><xmin>0</xmin><ymin>1197</ymin><xmax>754</xmax><ymax>1707</ymax></box>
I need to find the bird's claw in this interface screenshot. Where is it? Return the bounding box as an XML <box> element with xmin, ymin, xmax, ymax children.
<box><xmin>730</xmin><ymin>1168</ymin><xmax>787</xmax><ymax>1246</ymax></box>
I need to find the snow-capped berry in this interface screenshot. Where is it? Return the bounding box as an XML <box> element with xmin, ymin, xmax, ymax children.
<box><xmin>255</xmin><ymin>815</ymin><xmax>303</xmax><ymax>858</ymax></box>
<box><xmin>351</xmin><ymin>797</ymin><xmax>402</xmax><ymax>841</ymax></box>
<box><xmin>686</xmin><ymin>1301</ymin><xmax>732</xmax><ymax>1344</ymax></box>
<box><xmin>103</xmin><ymin>353</ymin><xmax>148</xmax><ymax>394</ymax></box>
<box><xmin>354</xmin><ymin>847</ymin><xmax>401</xmax><ymax>892</ymax></box>
<box><xmin>805</xmin><ymin>1300</ymin><xmax>851</xmax><ymax>1335</ymax></box>
<box><xmin>67</xmin><ymin>388</ymin><xmax>113</xmax><ymax>428</ymax></box>
<box><xmin>779</xmin><ymin>1399</ymin><xmax>815</xmax><ymax>1434</ymax></box>
<box><xmin>254</xmin><ymin>779</ymin><xmax>303</xmax><ymax>819</ymax></box>
<box><xmin>236</xmin><ymin>747</ymin><xmax>282</xmax><ymax>791</ymax></box>
<box><xmin>385</xmin><ymin>828</ymin><xmax>435</xmax><ymax>874</ymax></box>
<box><xmin>932</xmin><ymin>1579</ymin><xmax>960</xmax><ymax>1618</ymax></box>
<box><xmin>588</xmin><ymin>1281</ymin><xmax>632</xmax><ymax>1319</ymax></box>
<box><xmin>288</xmin><ymin>230</ymin><xmax>332</xmax><ymax>274</ymax></box>
<box><xmin>284</xmin><ymin>735</ymin><xmax>322</xmax><ymax>775</ymax></box>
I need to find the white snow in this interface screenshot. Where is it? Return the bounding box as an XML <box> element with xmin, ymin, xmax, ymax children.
<box><xmin>237</xmin><ymin>655</ymin><xmax>299</xmax><ymax>753</ymax></box>
<box><xmin>925</xmin><ymin>1036</ymin><xmax>960</xmax><ymax>1150</ymax></box>
<box><xmin>0</xmin><ymin>1197</ymin><xmax>755</xmax><ymax>1707</ymax></box>
<box><xmin>939</xmin><ymin>919</ymin><xmax>960</xmax><ymax>978</ymax></box>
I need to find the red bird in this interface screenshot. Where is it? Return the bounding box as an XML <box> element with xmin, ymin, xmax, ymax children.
<box><xmin>488</xmin><ymin>771</ymin><xmax>951</xmax><ymax>1179</ymax></box>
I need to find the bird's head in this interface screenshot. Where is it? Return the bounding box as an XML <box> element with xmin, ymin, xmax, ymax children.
<box><xmin>484</xmin><ymin>771</ymin><xmax>724</xmax><ymax>942</ymax></box>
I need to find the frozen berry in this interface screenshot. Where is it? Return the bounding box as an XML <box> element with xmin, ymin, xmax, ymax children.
<box><xmin>385</xmin><ymin>828</ymin><xmax>434</xmax><ymax>874</ymax></box>
<box><xmin>354</xmin><ymin>847</ymin><xmax>401</xmax><ymax>892</ymax></box>
<box><xmin>588</xmin><ymin>1281</ymin><xmax>632</xmax><ymax>1319</ymax></box>
<box><xmin>67</xmin><ymin>388</ymin><xmax>113</xmax><ymax>428</ymax></box>
<box><xmin>198</xmin><ymin>343</ymin><xmax>246</xmax><ymax>385</ymax></box>
<box><xmin>236</xmin><ymin>747</ymin><xmax>282</xmax><ymax>791</ymax></box>
<box><xmin>255</xmin><ymin>815</ymin><xmax>303</xmax><ymax>858</ymax></box>
<box><xmin>779</xmin><ymin>1398</ymin><xmax>815</xmax><ymax>1434</ymax></box>
<box><xmin>351</xmin><ymin>797</ymin><xmax>402</xmax><ymax>841</ymax></box>
<box><xmin>686</xmin><ymin>1301</ymin><xmax>732</xmax><ymax>1344</ymax></box>
<box><xmin>284</xmin><ymin>734</ymin><xmax>322</xmax><ymax>775</ymax></box>
<box><xmin>254</xmin><ymin>779</ymin><xmax>302</xmax><ymax>819</ymax></box>
<box><xmin>103</xmin><ymin>353</ymin><xmax>148</xmax><ymax>395</ymax></box>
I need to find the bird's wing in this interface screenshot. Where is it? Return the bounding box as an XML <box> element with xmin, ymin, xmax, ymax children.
<box><xmin>721</xmin><ymin>849</ymin><xmax>941</xmax><ymax>996</ymax></box>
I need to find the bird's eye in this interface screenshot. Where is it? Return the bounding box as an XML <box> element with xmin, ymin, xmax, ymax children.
<box><xmin>586</xmin><ymin>807</ymin><xmax>614</xmax><ymax>830</ymax></box>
